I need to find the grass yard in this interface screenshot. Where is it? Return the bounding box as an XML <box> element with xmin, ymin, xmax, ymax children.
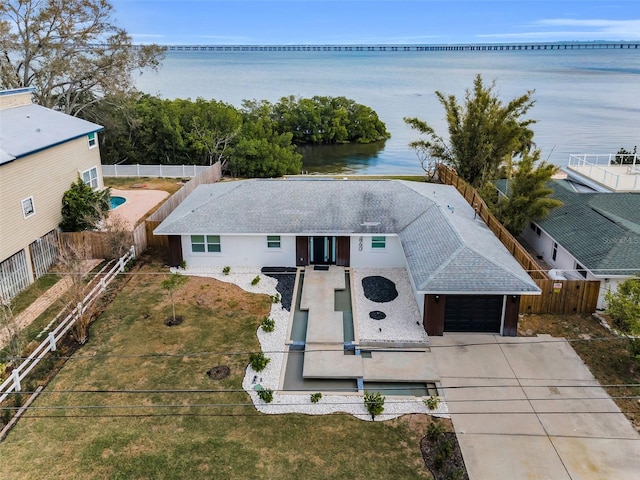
<box><xmin>519</xmin><ymin>313</ymin><xmax>640</xmax><ymax>429</ymax></box>
<box><xmin>7</xmin><ymin>274</ymin><xmax>60</xmax><ymax>317</ymax></box>
<box><xmin>0</xmin><ymin>259</ymin><xmax>435</xmax><ymax>480</ymax></box>
<box><xmin>104</xmin><ymin>176</ymin><xmax>185</xmax><ymax>194</ymax></box>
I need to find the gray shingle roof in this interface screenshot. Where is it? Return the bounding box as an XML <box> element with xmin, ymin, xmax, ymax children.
<box><xmin>155</xmin><ymin>179</ymin><xmax>541</xmax><ymax>294</ymax></box>
<box><xmin>0</xmin><ymin>104</ymin><xmax>102</xmax><ymax>163</ymax></box>
<box><xmin>534</xmin><ymin>181</ymin><xmax>640</xmax><ymax>276</ymax></box>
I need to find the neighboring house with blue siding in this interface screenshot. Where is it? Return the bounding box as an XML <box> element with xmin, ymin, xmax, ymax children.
<box><xmin>0</xmin><ymin>88</ymin><xmax>104</xmax><ymax>300</ymax></box>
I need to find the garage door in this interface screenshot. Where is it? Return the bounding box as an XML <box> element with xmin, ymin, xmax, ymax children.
<box><xmin>444</xmin><ymin>295</ymin><xmax>503</xmax><ymax>333</ymax></box>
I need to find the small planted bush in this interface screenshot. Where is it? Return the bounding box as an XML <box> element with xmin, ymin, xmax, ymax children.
<box><xmin>363</xmin><ymin>391</ymin><xmax>385</xmax><ymax>420</ymax></box>
<box><xmin>270</xmin><ymin>293</ymin><xmax>281</xmax><ymax>304</ymax></box>
<box><xmin>222</xmin><ymin>266</ymin><xmax>231</xmax><ymax>275</ymax></box>
<box><xmin>251</xmin><ymin>275</ymin><xmax>260</xmax><ymax>285</ymax></box>
<box><xmin>261</xmin><ymin>317</ymin><xmax>275</xmax><ymax>332</ymax></box>
<box><xmin>426</xmin><ymin>420</ymin><xmax>445</xmax><ymax>442</ymax></box>
<box><xmin>310</xmin><ymin>392</ymin><xmax>322</xmax><ymax>404</ymax></box>
<box><xmin>257</xmin><ymin>388</ymin><xmax>274</xmax><ymax>403</ymax></box>
<box><xmin>249</xmin><ymin>352</ymin><xmax>270</xmax><ymax>372</ymax></box>
<box><xmin>425</xmin><ymin>395</ymin><xmax>439</xmax><ymax>411</ymax></box>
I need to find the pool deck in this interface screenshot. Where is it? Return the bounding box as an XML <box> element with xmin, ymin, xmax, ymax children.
<box><xmin>108</xmin><ymin>188</ymin><xmax>170</xmax><ymax>229</ymax></box>
<box><xmin>299</xmin><ymin>266</ymin><xmax>436</xmax><ymax>385</ymax></box>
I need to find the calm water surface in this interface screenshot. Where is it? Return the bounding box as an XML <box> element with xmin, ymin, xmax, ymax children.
<box><xmin>136</xmin><ymin>49</ymin><xmax>640</xmax><ymax>174</ymax></box>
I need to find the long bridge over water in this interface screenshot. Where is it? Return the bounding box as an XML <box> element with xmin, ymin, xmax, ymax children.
<box><xmin>133</xmin><ymin>42</ymin><xmax>640</xmax><ymax>53</ymax></box>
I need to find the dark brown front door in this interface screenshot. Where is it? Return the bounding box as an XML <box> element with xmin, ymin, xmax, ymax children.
<box><xmin>336</xmin><ymin>236</ymin><xmax>350</xmax><ymax>266</ymax></box>
<box><xmin>296</xmin><ymin>236</ymin><xmax>309</xmax><ymax>266</ymax></box>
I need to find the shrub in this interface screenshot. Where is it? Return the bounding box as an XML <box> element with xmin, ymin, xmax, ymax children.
<box><xmin>605</xmin><ymin>276</ymin><xmax>640</xmax><ymax>334</ymax></box>
<box><xmin>363</xmin><ymin>391</ymin><xmax>385</xmax><ymax>420</ymax></box>
<box><xmin>249</xmin><ymin>352</ymin><xmax>270</xmax><ymax>372</ymax></box>
<box><xmin>251</xmin><ymin>275</ymin><xmax>260</xmax><ymax>285</ymax></box>
<box><xmin>1</xmin><ymin>408</ymin><xmax>11</xmax><ymax>426</ymax></box>
<box><xmin>261</xmin><ymin>317</ymin><xmax>275</xmax><ymax>332</ymax></box>
<box><xmin>425</xmin><ymin>395</ymin><xmax>439</xmax><ymax>411</ymax></box>
<box><xmin>426</xmin><ymin>420</ymin><xmax>445</xmax><ymax>442</ymax></box>
<box><xmin>59</xmin><ymin>178</ymin><xmax>111</xmax><ymax>231</ymax></box>
<box><xmin>629</xmin><ymin>337</ymin><xmax>640</xmax><ymax>362</ymax></box>
<box><xmin>222</xmin><ymin>266</ymin><xmax>231</xmax><ymax>275</ymax></box>
<box><xmin>257</xmin><ymin>388</ymin><xmax>273</xmax><ymax>403</ymax></box>
<box><xmin>310</xmin><ymin>392</ymin><xmax>322</xmax><ymax>403</ymax></box>
<box><xmin>270</xmin><ymin>293</ymin><xmax>281</xmax><ymax>303</ymax></box>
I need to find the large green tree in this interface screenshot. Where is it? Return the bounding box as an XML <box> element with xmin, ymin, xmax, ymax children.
<box><xmin>481</xmin><ymin>151</ymin><xmax>562</xmax><ymax>234</ymax></box>
<box><xmin>228</xmin><ymin>100</ymin><xmax>302</xmax><ymax>177</ymax></box>
<box><xmin>273</xmin><ymin>95</ymin><xmax>389</xmax><ymax>145</ymax></box>
<box><xmin>0</xmin><ymin>0</ymin><xmax>164</xmax><ymax>116</ymax></box>
<box><xmin>404</xmin><ymin>74</ymin><xmax>536</xmax><ymax>187</ymax></box>
<box><xmin>60</xmin><ymin>178</ymin><xmax>111</xmax><ymax>232</ymax></box>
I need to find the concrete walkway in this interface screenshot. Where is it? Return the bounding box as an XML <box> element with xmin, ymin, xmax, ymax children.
<box><xmin>430</xmin><ymin>334</ymin><xmax>640</xmax><ymax>479</ymax></box>
<box><xmin>300</xmin><ymin>266</ymin><xmax>437</xmax><ymax>384</ymax></box>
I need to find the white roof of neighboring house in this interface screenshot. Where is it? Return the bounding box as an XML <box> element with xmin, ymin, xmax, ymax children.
<box><xmin>155</xmin><ymin>179</ymin><xmax>541</xmax><ymax>295</ymax></box>
<box><xmin>0</xmin><ymin>104</ymin><xmax>102</xmax><ymax>165</ymax></box>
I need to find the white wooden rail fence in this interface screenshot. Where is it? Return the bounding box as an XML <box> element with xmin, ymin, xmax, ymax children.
<box><xmin>0</xmin><ymin>247</ymin><xmax>136</xmax><ymax>404</ymax></box>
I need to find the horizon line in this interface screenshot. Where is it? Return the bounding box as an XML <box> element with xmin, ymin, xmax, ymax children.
<box><xmin>135</xmin><ymin>40</ymin><xmax>640</xmax><ymax>47</ymax></box>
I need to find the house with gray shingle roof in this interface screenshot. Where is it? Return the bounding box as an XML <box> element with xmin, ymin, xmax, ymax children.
<box><xmin>0</xmin><ymin>88</ymin><xmax>104</xmax><ymax>300</ymax></box>
<box><xmin>519</xmin><ymin>179</ymin><xmax>640</xmax><ymax>309</ymax></box>
<box><xmin>154</xmin><ymin>178</ymin><xmax>541</xmax><ymax>335</ymax></box>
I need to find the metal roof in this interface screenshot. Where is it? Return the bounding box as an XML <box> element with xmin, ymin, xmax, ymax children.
<box><xmin>0</xmin><ymin>104</ymin><xmax>102</xmax><ymax>164</ymax></box>
<box><xmin>155</xmin><ymin>179</ymin><xmax>540</xmax><ymax>294</ymax></box>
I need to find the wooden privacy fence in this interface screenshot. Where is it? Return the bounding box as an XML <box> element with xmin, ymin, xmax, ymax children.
<box><xmin>435</xmin><ymin>163</ymin><xmax>600</xmax><ymax>314</ymax></box>
<box><xmin>522</xmin><ymin>279</ymin><xmax>601</xmax><ymax>314</ymax></box>
<box><xmin>146</xmin><ymin>161</ymin><xmax>222</xmax><ymax>248</ymax></box>
<box><xmin>58</xmin><ymin>223</ymin><xmax>146</xmax><ymax>260</ymax></box>
<box><xmin>436</xmin><ymin>163</ymin><xmax>547</xmax><ymax>280</ymax></box>
<box><xmin>0</xmin><ymin>248</ymin><xmax>135</xmax><ymax>405</ymax></box>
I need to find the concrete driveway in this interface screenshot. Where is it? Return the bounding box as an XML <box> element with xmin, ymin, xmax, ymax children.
<box><xmin>430</xmin><ymin>334</ymin><xmax>640</xmax><ymax>479</ymax></box>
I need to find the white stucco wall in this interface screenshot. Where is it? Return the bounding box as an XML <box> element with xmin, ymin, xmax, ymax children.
<box><xmin>349</xmin><ymin>235</ymin><xmax>406</xmax><ymax>268</ymax></box>
<box><xmin>181</xmin><ymin>234</ymin><xmax>297</xmax><ymax>268</ymax></box>
<box><xmin>181</xmin><ymin>233</ymin><xmax>409</xmax><ymax>271</ymax></box>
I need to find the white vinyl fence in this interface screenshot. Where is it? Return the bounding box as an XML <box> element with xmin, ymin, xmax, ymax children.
<box><xmin>102</xmin><ymin>164</ymin><xmax>210</xmax><ymax>178</ymax></box>
<box><xmin>0</xmin><ymin>247</ymin><xmax>136</xmax><ymax>404</ymax></box>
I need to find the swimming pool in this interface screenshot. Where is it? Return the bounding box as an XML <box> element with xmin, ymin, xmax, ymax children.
<box><xmin>109</xmin><ymin>196</ymin><xmax>127</xmax><ymax>209</ymax></box>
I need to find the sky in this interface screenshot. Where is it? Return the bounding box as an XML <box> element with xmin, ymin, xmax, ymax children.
<box><xmin>110</xmin><ymin>0</ymin><xmax>640</xmax><ymax>45</ymax></box>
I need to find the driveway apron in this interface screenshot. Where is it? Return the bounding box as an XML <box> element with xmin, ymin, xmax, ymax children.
<box><xmin>430</xmin><ymin>334</ymin><xmax>640</xmax><ymax>479</ymax></box>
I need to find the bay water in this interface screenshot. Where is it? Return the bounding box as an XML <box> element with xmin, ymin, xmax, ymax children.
<box><xmin>136</xmin><ymin>48</ymin><xmax>640</xmax><ymax>174</ymax></box>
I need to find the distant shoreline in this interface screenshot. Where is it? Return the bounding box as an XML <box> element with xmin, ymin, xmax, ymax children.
<box><xmin>127</xmin><ymin>41</ymin><xmax>640</xmax><ymax>53</ymax></box>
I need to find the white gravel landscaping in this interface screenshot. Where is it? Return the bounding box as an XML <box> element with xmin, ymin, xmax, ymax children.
<box><xmin>177</xmin><ymin>265</ymin><xmax>449</xmax><ymax>421</ymax></box>
<box><xmin>353</xmin><ymin>268</ymin><xmax>428</xmax><ymax>344</ymax></box>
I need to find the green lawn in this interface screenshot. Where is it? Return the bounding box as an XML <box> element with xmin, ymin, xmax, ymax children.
<box><xmin>0</xmin><ymin>261</ymin><xmax>434</xmax><ymax>479</ymax></box>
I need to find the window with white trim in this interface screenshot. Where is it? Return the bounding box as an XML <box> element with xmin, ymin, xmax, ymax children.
<box><xmin>21</xmin><ymin>196</ymin><xmax>35</xmax><ymax>219</ymax></box>
<box><xmin>575</xmin><ymin>262</ymin><xmax>587</xmax><ymax>279</ymax></box>
<box><xmin>191</xmin><ymin>235</ymin><xmax>221</xmax><ymax>253</ymax></box>
<box><xmin>267</xmin><ymin>235</ymin><xmax>281</xmax><ymax>249</ymax></box>
<box><xmin>371</xmin><ymin>236</ymin><xmax>386</xmax><ymax>249</ymax></box>
<box><xmin>82</xmin><ymin>166</ymin><xmax>99</xmax><ymax>189</ymax></box>
<box><xmin>88</xmin><ymin>132</ymin><xmax>97</xmax><ymax>149</ymax></box>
